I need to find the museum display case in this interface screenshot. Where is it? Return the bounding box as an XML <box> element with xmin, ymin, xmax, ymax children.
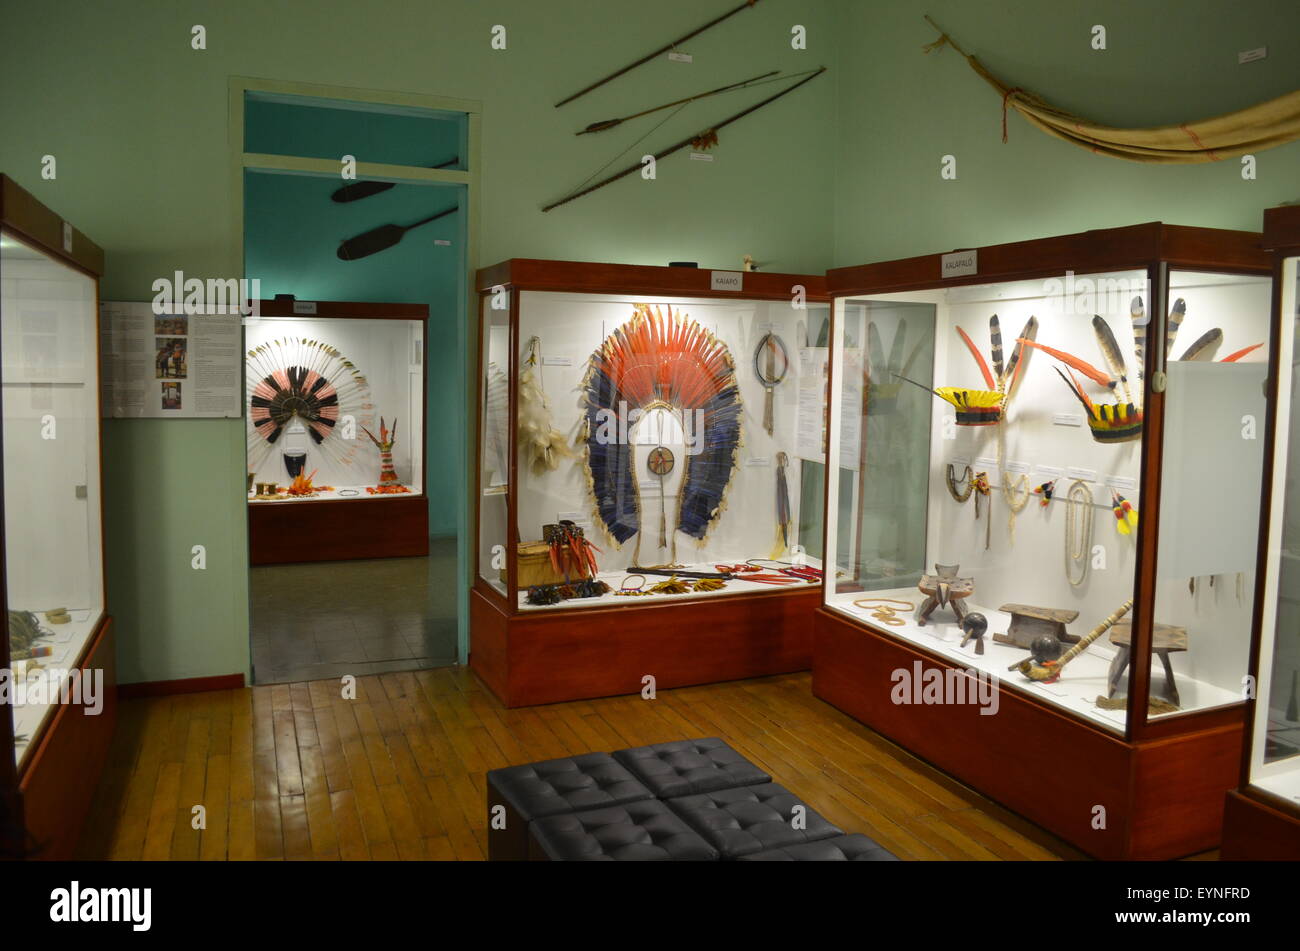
<box><xmin>0</xmin><ymin>174</ymin><xmax>117</xmax><ymax>859</ymax></box>
<box><xmin>472</xmin><ymin>259</ymin><xmax>830</xmax><ymax>706</ymax></box>
<box><xmin>813</xmin><ymin>222</ymin><xmax>1273</xmax><ymax>859</ymax></box>
<box><xmin>1222</xmin><ymin>205</ymin><xmax>1300</xmax><ymax>861</ymax></box>
<box><xmin>245</xmin><ymin>298</ymin><xmax>429</xmax><ymax>564</ymax></box>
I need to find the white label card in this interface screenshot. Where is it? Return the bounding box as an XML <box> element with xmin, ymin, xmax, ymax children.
<box><xmin>61</xmin><ymin>221</ymin><xmax>73</xmax><ymax>254</ymax></box>
<box><xmin>1238</xmin><ymin>47</ymin><xmax>1266</xmax><ymax>64</ymax></box>
<box><xmin>1004</xmin><ymin>461</ymin><xmax>1030</xmax><ymax>475</ymax></box>
<box><xmin>975</xmin><ymin>456</ymin><xmax>998</xmax><ymax>470</ymax></box>
<box><xmin>1105</xmin><ymin>475</ymin><xmax>1137</xmax><ymax>491</ymax></box>
<box><xmin>710</xmin><ymin>271</ymin><xmax>743</xmax><ymax>292</ymax></box>
<box><xmin>434</xmin><ymin>239</ymin><xmax>452</xmax><ymax>246</ymax></box>
<box><xmin>1066</xmin><ymin>467</ymin><xmax>1098</xmax><ymax>482</ymax></box>
<box><xmin>542</xmin><ymin>355</ymin><xmax>573</xmax><ymax>366</ymax></box>
<box><xmin>292</xmin><ymin>301</ymin><xmax>318</xmax><ymax>315</ymax></box>
<box><xmin>940</xmin><ymin>249</ymin><xmax>977</xmax><ymax>278</ymax></box>
<box><xmin>667</xmin><ymin>51</ymin><xmax>693</xmax><ymax>63</ymax></box>
<box><xmin>1053</xmin><ymin>413</ymin><xmax>1084</xmax><ymax>427</ymax></box>
<box><xmin>690</xmin><ymin>152</ymin><xmax>714</xmax><ymax>162</ymax></box>
<box><xmin>1035</xmin><ymin>465</ymin><xmax>1065</xmax><ymax>478</ymax></box>
<box><xmin>746</xmin><ymin>457</ymin><xmax>771</xmax><ymax>467</ymax></box>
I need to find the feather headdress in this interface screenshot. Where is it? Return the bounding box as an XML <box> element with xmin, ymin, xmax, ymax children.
<box><xmin>899</xmin><ymin>315</ymin><xmax>1037</xmax><ymax>426</ymax></box>
<box><xmin>1021</xmin><ymin>296</ymin><xmax>1263</xmax><ymax>444</ymax></box>
<box><xmin>581</xmin><ymin>304</ymin><xmax>742</xmax><ymax>546</ymax></box>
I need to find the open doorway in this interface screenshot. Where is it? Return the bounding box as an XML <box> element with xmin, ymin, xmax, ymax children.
<box><xmin>235</xmin><ymin>84</ymin><xmax>476</xmax><ymax>684</ymax></box>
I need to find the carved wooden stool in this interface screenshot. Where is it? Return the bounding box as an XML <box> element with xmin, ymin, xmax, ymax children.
<box><xmin>1105</xmin><ymin>621</ymin><xmax>1188</xmax><ymax>706</ymax></box>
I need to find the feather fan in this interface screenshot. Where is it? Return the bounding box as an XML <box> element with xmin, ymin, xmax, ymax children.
<box><xmin>519</xmin><ymin>337</ymin><xmax>570</xmax><ymax>475</ymax></box>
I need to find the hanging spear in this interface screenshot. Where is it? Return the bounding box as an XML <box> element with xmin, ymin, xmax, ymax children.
<box><xmin>578</xmin><ymin>70</ymin><xmax>779</xmax><ymax>134</ymax></box>
<box><xmin>543</xmin><ymin>66</ymin><xmax>827</xmax><ymax>212</ymax></box>
<box><xmin>555</xmin><ymin>0</ymin><xmax>765</xmax><ymax>108</ymax></box>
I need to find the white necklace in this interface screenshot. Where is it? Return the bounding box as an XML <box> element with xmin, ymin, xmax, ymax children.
<box><xmin>1064</xmin><ymin>479</ymin><xmax>1093</xmax><ymax>587</ymax></box>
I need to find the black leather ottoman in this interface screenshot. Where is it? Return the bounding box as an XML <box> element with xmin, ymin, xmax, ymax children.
<box><xmin>613</xmin><ymin>737</ymin><xmax>770</xmax><ymax>798</ymax></box>
<box><xmin>530</xmin><ymin>799</ymin><xmax>719</xmax><ymax>861</ymax></box>
<box><xmin>737</xmin><ymin>833</ymin><xmax>900</xmax><ymax>861</ymax></box>
<box><xmin>486</xmin><ymin>753</ymin><xmax>652</xmax><ymax>861</ymax></box>
<box><xmin>667</xmin><ymin>782</ymin><xmax>841</xmax><ymax>859</ymax></box>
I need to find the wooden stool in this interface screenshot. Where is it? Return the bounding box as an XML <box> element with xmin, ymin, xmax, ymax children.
<box><xmin>993</xmin><ymin>604</ymin><xmax>1080</xmax><ymax>649</ymax></box>
<box><xmin>1105</xmin><ymin>621</ymin><xmax>1188</xmax><ymax>706</ymax></box>
<box><xmin>915</xmin><ymin>565</ymin><xmax>973</xmax><ymax>626</ymax></box>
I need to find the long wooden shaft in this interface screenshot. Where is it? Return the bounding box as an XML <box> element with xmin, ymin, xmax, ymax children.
<box><xmin>543</xmin><ymin>66</ymin><xmax>826</xmax><ymax>212</ymax></box>
<box><xmin>555</xmin><ymin>0</ymin><xmax>763</xmax><ymax>107</ymax></box>
<box><xmin>578</xmin><ymin>70</ymin><xmax>780</xmax><ymax>134</ymax></box>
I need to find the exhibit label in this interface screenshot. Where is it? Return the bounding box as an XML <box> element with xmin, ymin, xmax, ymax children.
<box><xmin>940</xmin><ymin>249</ymin><xmax>977</xmax><ymax>278</ymax></box>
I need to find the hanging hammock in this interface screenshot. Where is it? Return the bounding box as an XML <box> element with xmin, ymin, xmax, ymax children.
<box><xmin>922</xmin><ymin>16</ymin><xmax>1300</xmax><ymax>164</ymax></box>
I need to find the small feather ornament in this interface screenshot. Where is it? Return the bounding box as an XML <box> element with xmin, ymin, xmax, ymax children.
<box><xmin>519</xmin><ymin>336</ymin><xmax>570</xmax><ymax>475</ymax></box>
<box><xmin>1178</xmin><ymin>328</ymin><xmax>1223</xmax><ymax>361</ymax></box>
<box><xmin>1111</xmin><ymin>490</ymin><xmax>1139</xmax><ymax>536</ymax></box>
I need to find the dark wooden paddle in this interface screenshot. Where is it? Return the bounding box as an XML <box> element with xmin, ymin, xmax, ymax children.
<box><xmin>336</xmin><ymin>206</ymin><xmax>458</xmax><ymax>261</ymax></box>
<box><xmin>330</xmin><ymin>157</ymin><xmax>459</xmax><ymax>203</ymax></box>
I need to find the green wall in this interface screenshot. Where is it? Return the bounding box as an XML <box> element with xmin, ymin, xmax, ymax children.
<box><xmin>831</xmin><ymin>0</ymin><xmax>1300</xmax><ymax>265</ymax></box>
<box><xmin>1</xmin><ymin>0</ymin><xmax>1295</xmax><ymax>686</ymax></box>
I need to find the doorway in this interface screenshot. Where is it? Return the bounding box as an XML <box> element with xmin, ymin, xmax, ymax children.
<box><xmin>233</xmin><ymin>81</ymin><xmax>479</xmax><ymax>684</ymax></box>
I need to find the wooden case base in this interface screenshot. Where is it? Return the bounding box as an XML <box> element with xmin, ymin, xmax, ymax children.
<box><xmin>18</xmin><ymin>616</ymin><xmax>117</xmax><ymax>860</ymax></box>
<box><xmin>248</xmin><ymin>496</ymin><xmax>428</xmax><ymax>565</ymax></box>
<box><xmin>470</xmin><ymin>584</ymin><xmax>817</xmax><ymax>707</ymax></box>
<box><xmin>1221</xmin><ymin>788</ymin><xmax>1300</xmax><ymax>860</ymax></box>
<box><xmin>813</xmin><ymin>607</ymin><xmax>1243</xmax><ymax>860</ymax></box>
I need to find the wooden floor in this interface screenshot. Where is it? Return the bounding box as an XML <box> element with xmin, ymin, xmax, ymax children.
<box><xmin>78</xmin><ymin>669</ymin><xmax>1086</xmax><ymax>860</ymax></box>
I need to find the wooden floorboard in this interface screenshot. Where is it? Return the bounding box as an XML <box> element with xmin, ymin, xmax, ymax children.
<box><xmin>77</xmin><ymin>670</ymin><xmax>1083</xmax><ymax>861</ymax></box>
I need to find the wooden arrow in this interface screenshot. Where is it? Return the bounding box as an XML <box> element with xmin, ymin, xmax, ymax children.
<box><xmin>578</xmin><ymin>70</ymin><xmax>780</xmax><ymax>134</ymax></box>
<box><xmin>555</xmin><ymin>0</ymin><xmax>764</xmax><ymax>108</ymax></box>
<box><xmin>543</xmin><ymin>66</ymin><xmax>826</xmax><ymax>212</ymax></box>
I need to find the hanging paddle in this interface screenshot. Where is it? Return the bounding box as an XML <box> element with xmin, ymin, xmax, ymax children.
<box><xmin>336</xmin><ymin>206</ymin><xmax>458</xmax><ymax>261</ymax></box>
<box><xmin>753</xmin><ymin>331</ymin><xmax>789</xmax><ymax>436</ymax></box>
<box><xmin>544</xmin><ymin>66</ymin><xmax>827</xmax><ymax>212</ymax></box>
<box><xmin>578</xmin><ymin>70</ymin><xmax>780</xmax><ymax>134</ymax></box>
<box><xmin>330</xmin><ymin>157</ymin><xmax>460</xmax><ymax>203</ymax></box>
<box><xmin>555</xmin><ymin>0</ymin><xmax>765</xmax><ymax>108</ymax></box>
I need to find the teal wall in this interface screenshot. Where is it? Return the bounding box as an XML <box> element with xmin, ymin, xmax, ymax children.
<box><xmin>0</xmin><ymin>0</ymin><xmax>1295</xmax><ymax>685</ymax></box>
<box><xmin>831</xmin><ymin>0</ymin><xmax>1300</xmax><ymax>265</ymax></box>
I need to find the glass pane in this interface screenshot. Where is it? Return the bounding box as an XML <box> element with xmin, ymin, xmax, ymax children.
<box><xmin>1251</xmin><ymin>255</ymin><xmax>1300</xmax><ymax>803</ymax></box>
<box><xmin>511</xmin><ymin>290</ymin><xmax>826</xmax><ymax>610</ymax></box>
<box><xmin>478</xmin><ymin>297</ymin><xmax>510</xmax><ymax>596</ymax></box>
<box><xmin>825</xmin><ymin>270</ymin><xmax>1150</xmax><ymax>734</ymax></box>
<box><xmin>1</xmin><ymin>230</ymin><xmax>104</xmax><ymax>766</ymax></box>
<box><xmin>245</xmin><ymin>93</ymin><xmax>466</xmax><ymax>170</ymax></box>
<box><xmin>246</xmin><ymin>316</ymin><xmax>425</xmax><ymax>499</ymax></box>
<box><xmin>1150</xmin><ymin>270</ymin><xmax>1272</xmax><ymax>723</ymax></box>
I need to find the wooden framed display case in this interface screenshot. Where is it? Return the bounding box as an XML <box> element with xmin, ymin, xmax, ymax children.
<box><xmin>1</xmin><ymin>174</ymin><xmax>117</xmax><ymax>860</ymax></box>
<box><xmin>1222</xmin><ymin>205</ymin><xmax>1300</xmax><ymax>861</ymax></box>
<box><xmin>814</xmin><ymin>222</ymin><xmax>1273</xmax><ymax>860</ymax></box>
<box><xmin>472</xmin><ymin>259</ymin><xmax>830</xmax><ymax>707</ymax></box>
<box><xmin>246</xmin><ymin>298</ymin><xmax>429</xmax><ymax>565</ymax></box>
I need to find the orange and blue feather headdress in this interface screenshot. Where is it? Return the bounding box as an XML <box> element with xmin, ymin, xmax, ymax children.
<box><xmin>582</xmin><ymin>304</ymin><xmax>742</xmax><ymax>545</ymax></box>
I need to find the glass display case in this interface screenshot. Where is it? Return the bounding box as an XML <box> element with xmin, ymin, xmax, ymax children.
<box><xmin>814</xmin><ymin>223</ymin><xmax>1273</xmax><ymax>860</ymax></box>
<box><xmin>1</xmin><ymin>173</ymin><xmax>116</xmax><ymax>858</ymax></box>
<box><xmin>1223</xmin><ymin>204</ymin><xmax>1300</xmax><ymax>860</ymax></box>
<box><xmin>245</xmin><ymin>298</ymin><xmax>429</xmax><ymax>564</ymax></box>
<box><xmin>472</xmin><ymin>259</ymin><xmax>830</xmax><ymax>706</ymax></box>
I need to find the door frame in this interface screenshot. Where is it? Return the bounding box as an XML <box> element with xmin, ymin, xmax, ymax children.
<box><xmin>228</xmin><ymin>75</ymin><xmax>482</xmax><ymax>668</ymax></box>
